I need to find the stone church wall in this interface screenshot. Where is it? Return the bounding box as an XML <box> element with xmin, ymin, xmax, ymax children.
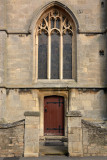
<box><xmin>0</xmin><ymin>32</ymin><xmax>6</xmax><ymax>85</ymax></box>
<box><xmin>0</xmin><ymin>117</ymin><xmax>107</xmax><ymax>157</ymax></box>
<box><xmin>0</xmin><ymin>88</ymin><xmax>106</xmax><ymax>123</ymax></box>
<box><xmin>0</xmin><ymin>0</ymin><xmax>106</xmax><ymax>157</ymax></box>
<box><xmin>82</xmin><ymin>120</ymin><xmax>107</xmax><ymax>156</ymax></box>
<box><xmin>6</xmin><ymin>35</ymin><xmax>32</xmax><ymax>86</ymax></box>
<box><xmin>0</xmin><ymin>120</ymin><xmax>24</xmax><ymax>157</ymax></box>
<box><xmin>5</xmin><ymin>33</ymin><xmax>107</xmax><ymax>87</ymax></box>
<box><xmin>69</xmin><ymin>89</ymin><xmax>107</xmax><ymax>120</ymax></box>
<box><xmin>4</xmin><ymin>0</ymin><xmax>106</xmax><ymax>32</ymax></box>
<box><xmin>0</xmin><ymin>0</ymin><xmax>106</xmax><ymax>88</ymax></box>
<box><xmin>0</xmin><ymin>88</ymin><xmax>6</xmax><ymax>123</ymax></box>
<box><xmin>0</xmin><ymin>88</ymin><xmax>39</xmax><ymax>123</ymax></box>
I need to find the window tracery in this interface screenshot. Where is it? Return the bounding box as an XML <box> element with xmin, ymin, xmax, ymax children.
<box><xmin>38</xmin><ymin>9</ymin><xmax>73</xmax><ymax>35</ymax></box>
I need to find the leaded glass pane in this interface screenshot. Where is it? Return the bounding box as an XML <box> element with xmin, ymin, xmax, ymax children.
<box><xmin>56</xmin><ymin>18</ymin><xmax>60</xmax><ymax>29</ymax></box>
<box><xmin>38</xmin><ymin>32</ymin><xmax>48</xmax><ymax>79</ymax></box>
<box><xmin>63</xmin><ymin>31</ymin><xmax>72</xmax><ymax>79</ymax></box>
<box><xmin>53</xmin><ymin>10</ymin><xmax>58</xmax><ymax>16</ymax></box>
<box><xmin>51</xmin><ymin>18</ymin><xmax>55</xmax><ymax>29</ymax></box>
<box><xmin>51</xmin><ymin>31</ymin><xmax>60</xmax><ymax>79</ymax></box>
<box><xmin>42</xmin><ymin>19</ymin><xmax>46</xmax><ymax>27</ymax></box>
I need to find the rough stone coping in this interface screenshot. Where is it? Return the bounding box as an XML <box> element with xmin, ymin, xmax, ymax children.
<box><xmin>24</xmin><ymin>111</ymin><xmax>40</xmax><ymax>117</ymax></box>
<box><xmin>0</xmin><ymin>119</ymin><xmax>25</xmax><ymax>129</ymax></box>
<box><xmin>66</xmin><ymin>111</ymin><xmax>82</xmax><ymax>117</ymax></box>
<box><xmin>82</xmin><ymin>119</ymin><xmax>107</xmax><ymax>132</ymax></box>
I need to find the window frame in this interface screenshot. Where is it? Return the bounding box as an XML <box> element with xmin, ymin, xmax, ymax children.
<box><xmin>33</xmin><ymin>7</ymin><xmax>77</xmax><ymax>83</ymax></box>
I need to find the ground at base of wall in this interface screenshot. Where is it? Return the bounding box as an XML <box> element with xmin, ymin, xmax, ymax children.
<box><xmin>0</xmin><ymin>156</ymin><xmax>107</xmax><ymax>160</ymax></box>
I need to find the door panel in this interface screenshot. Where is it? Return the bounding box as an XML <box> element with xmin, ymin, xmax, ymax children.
<box><xmin>44</xmin><ymin>96</ymin><xmax>64</xmax><ymax>136</ymax></box>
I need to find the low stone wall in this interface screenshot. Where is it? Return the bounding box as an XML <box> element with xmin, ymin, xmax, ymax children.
<box><xmin>0</xmin><ymin>120</ymin><xmax>25</xmax><ymax>157</ymax></box>
<box><xmin>82</xmin><ymin>120</ymin><xmax>107</xmax><ymax>156</ymax></box>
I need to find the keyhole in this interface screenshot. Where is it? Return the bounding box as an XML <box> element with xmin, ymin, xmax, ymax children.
<box><xmin>45</xmin><ymin>108</ymin><xmax>47</xmax><ymax>112</ymax></box>
<box><xmin>101</xmin><ymin>1</ymin><xmax>104</xmax><ymax>8</ymax></box>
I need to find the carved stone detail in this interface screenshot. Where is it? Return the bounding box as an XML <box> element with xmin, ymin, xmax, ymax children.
<box><xmin>37</xmin><ymin>9</ymin><xmax>73</xmax><ymax>35</ymax></box>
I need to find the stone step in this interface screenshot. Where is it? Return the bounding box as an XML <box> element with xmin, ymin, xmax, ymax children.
<box><xmin>45</xmin><ymin>141</ymin><xmax>64</xmax><ymax>146</ymax></box>
<box><xmin>40</xmin><ymin>136</ymin><xmax>68</xmax><ymax>155</ymax></box>
<box><xmin>40</xmin><ymin>145</ymin><xmax>68</xmax><ymax>156</ymax></box>
<box><xmin>40</xmin><ymin>136</ymin><xmax>68</xmax><ymax>142</ymax></box>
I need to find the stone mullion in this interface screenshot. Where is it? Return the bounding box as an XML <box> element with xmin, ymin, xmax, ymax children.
<box><xmin>60</xmin><ymin>17</ymin><xmax>63</xmax><ymax>80</ymax></box>
<box><xmin>47</xmin><ymin>15</ymin><xmax>51</xmax><ymax>79</ymax></box>
<box><xmin>47</xmin><ymin>34</ymin><xmax>51</xmax><ymax>79</ymax></box>
<box><xmin>36</xmin><ymin>34</ymin><xmax>38</xmax><ymax>80</ymax></box>
<box><xmin>60</xmin><ymin>34</ymin><xmax>63</xmax><ymax>80</ymax></box>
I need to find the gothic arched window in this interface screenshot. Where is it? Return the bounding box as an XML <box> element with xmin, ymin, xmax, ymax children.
<box><xmin>35</xmin><ymin>7</ymin><xmax>76</xmax><ymax>80</ymax></box>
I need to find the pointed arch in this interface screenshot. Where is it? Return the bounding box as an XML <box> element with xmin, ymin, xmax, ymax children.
<box><xmin>29</xmin><ymin>1</ymin><xmax>79</xmax><ymax>33</ymax></box>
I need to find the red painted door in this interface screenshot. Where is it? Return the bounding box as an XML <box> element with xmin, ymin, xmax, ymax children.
<box><xmin>44</xmin><ymin>96</ymin><xmax>64</xmax><ymax>136</ymax></box>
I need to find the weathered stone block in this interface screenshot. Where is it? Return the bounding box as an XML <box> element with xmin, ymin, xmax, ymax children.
<box><xmin>24</xmin><ymin>115</ymin><xmax>39</xmax><ymax>157</ymax></box>
<box><xmin>68</xmin><ymin>128</ymin><xmax>82</xmax><ymax>142</ymax></box>
<box><xmin>82</xmin><ymin>129</ymin><xmax>89</xmax><ymax>145</ymax></box>
<box><xmin>25</xmin><ymin>116</ymin><xmax>39</xmax><ymax>125</ymax></box>
<box><xmin>88</xmin><ymin>146</ymin><xmax>100</xmax><ymax>154</ymax></box>
<box><xmin>24</xmin><ymin>111</ymin><xmax>40</xmax><ymax>117</ymax></box>
<box><xmin>68</xmin><ymin>117</ymin><xmax>81</xmax><ymax>128</ymax></box>
<box><xmin>72</xmin><ymin>142</ymin><xmax>83</xmax><ymax>153</ymax></box>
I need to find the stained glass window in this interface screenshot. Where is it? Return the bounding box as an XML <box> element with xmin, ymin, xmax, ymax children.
<box><xmin>63</xmin><ymin>31</ymin><xmax>72</xmax><ymax>79</ymax></box>
<box><xmin>51</xmin><ymin>31</ymin><xmax>60</xmax><ymax>79</ymax></box>
<box><xmin>38</xmin><ymin>32</ymin><xmax>48</xmax><ymax>79</ymax></box>
<box><xmin>37</xmin><ymin>8</ymin><xmax>74</xmax><ymax>80</ymax></box>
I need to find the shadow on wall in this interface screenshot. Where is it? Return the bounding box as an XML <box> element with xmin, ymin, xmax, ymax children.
<box><xmin>104</xmin><ymin>89</ymin><xmax>107</xmax><ymax>120</ymax></box>
<box><xmin>104</xmin><ymin>0</ymin><xmax>107</xmax><ymax>120</ymax></box>
<box><xmin>100</xmin><ymin>0</ymin><xmax>107</xmax><ymax>84</ymax></box>
<box><xmin>100</xmin><ymin>0</ymin><xmax>107</xmax><ymax>120</ymax></box>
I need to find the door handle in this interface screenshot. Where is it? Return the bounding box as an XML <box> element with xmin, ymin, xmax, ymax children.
<box><xmin>45</xmin><ymin>108</ymin><xmax>47</xmax><ymax>112</ymax></box>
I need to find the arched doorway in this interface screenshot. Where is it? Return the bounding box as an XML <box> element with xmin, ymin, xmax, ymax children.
<box><xmin>44</xmin><ymin>96</ymin><xmax>64</xmax><ymax>136</ymax></box>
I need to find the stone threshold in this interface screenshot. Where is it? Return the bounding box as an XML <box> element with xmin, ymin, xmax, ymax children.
<box><xmin>40</xmin><ymin>136</ymin><xmax>68</xmax><ymax>142</ymax></box>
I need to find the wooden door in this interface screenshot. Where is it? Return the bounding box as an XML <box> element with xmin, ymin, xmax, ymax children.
<box><xmin>44</xmin><ymin>96</ymin><xmax>64</xmax><ymax>136</ymax></box>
